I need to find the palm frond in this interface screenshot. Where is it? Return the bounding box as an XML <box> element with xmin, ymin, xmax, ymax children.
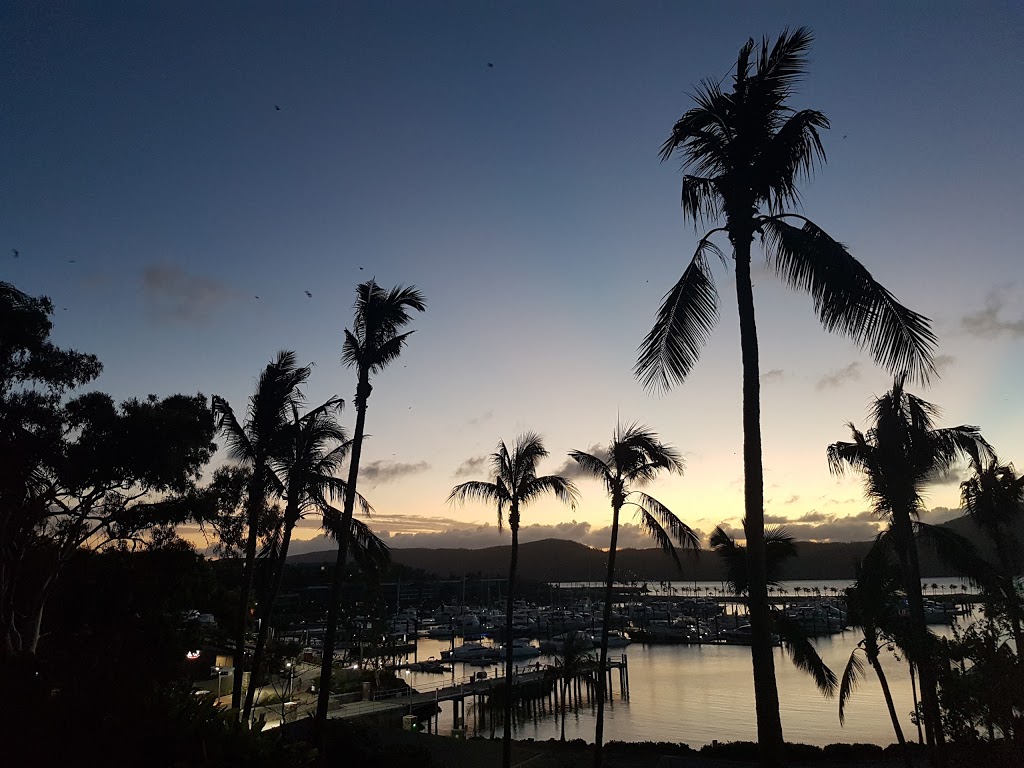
<box><xmin>637</xmin><ymin>507</ymin><xmax>683</xmax><ymax>572</ymax></box>
<box><xmin>761</xmin><ymin>216</ymin><xmax>936</xmax><ymax>384</ymax></box>
<box><xmin>774</xmin><ymin>609</ymin><xmax>838</xmax><ymax>697</ymax></box>
<box><xmin>756</xmin><ymin>26</ymin><xmax>814</xmax><ymax>94</ymax></box>
<box><xmin>633</xmin><ymin>492</ymin><xmax>700</xmax><ymax>553</ymax></box>
<box><xmin>521</xmin><ymin>475</ymin><xmax>579</xmax><ymax>510</ymax></box>
<box><xmin>212</xmin><ymin>396</ymin><xmax>254</xmax><ymax>464</ymax></box>
<box><xmin>447</xmin><ymin>480</ymin><xmax>505</xmax><ymax>508</ymax></box>
<box><xmin>681</xmin><ymin>175</ymin><xmax>724</xmax><ymax>227</ymax></box>
<box><xmin>915</xmin><ymin>521</ymin><xmax>999</xmax><ymax>589</ymax></box>
<box><xmin>838</xmin><ymin>647</ymin><xmax>867</xmax><ymax>725</ymax></box>
<box><xmin>759</xmin><ymin>109</ymin><xmax>828</xmax><ymax>212</ymax></box>
<box><xmin>568</xmin><ymin>450</ymin><xmax>613</xmax><ymax>489</ymax></box>
<box><xmin>635</xmin><ymin>236</ymin><xmax>723</xmax><ymax>392</ymax></box>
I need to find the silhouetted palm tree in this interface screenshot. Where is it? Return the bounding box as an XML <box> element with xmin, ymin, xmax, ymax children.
<box><xmin>828</xmin><ymin>378</ymin><xmax>992</xmax><ymax>757</ymax></box>
<box><xmin>449</xmin><ymin>433</ymin><xmax>578</xmax><ymax>768</ymax></box>
<box><xmin>213</xmin><ymin>351</ymin><xmax>310</xmax><ymax>709</ymax></box>
<box><xmin>569</xmin><ymin>423</ymin><xmax>698</xmax><ymax>768</ymax></box>
<box><xmin>634</xmin><ymin>29</ymin><xmax>935</xmax><ymax>764</ymax></box>
<box><xmin>243</xmin><ymin>397</ymin><xmax>372</xmax><ymax>720</ymax></box>
<box><xmin>313</xmin><ymin>281</ymin><xmax>425</xmax><ymax>749</ymax></box>
<box><xmin>552</xmin><ymin>631</ymin><xmax>596</xmax><ymax>742</ymax></box>
<box><xmin>961</xmin><ymin>456</ymin><xmax>1024</xmax><ymax>651</ymax></box>
<box><xmin>840</xmin><ymin>545</ymin><xmax>913</xmax><ymax>768</ymax></box>
<box><xmin>710</xmin><ymin>524</ymin><xmax>837</xmax><ymax>698</ymax></box>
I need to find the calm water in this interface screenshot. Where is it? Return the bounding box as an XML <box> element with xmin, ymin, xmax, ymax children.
<box><xmin>400</xmin><ymin>578</ymin><xmax>972</xmax><ymax>748</ymax></box>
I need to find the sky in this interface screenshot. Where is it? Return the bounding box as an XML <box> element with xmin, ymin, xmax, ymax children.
<box><xmin>3</xmin><ymin>1</ymin><xmax>1023</xmax><ymax>554</ymax></box>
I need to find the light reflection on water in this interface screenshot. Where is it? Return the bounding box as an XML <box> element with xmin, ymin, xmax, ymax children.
<box><xmin>402</xmin><ymin>579</ymin><xmax>972</xmax><ymax>748</ymax></box>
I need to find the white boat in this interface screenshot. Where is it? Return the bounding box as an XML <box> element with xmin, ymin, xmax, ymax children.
<box><xmin>497</xmin><ymin>638</ymin><xmax>542</xmax><ymax>659</ymax></box>
<box><xmin>441</xmin><ymin>642</ymin><xmax>498</xmax><ymax>661</ymax></box>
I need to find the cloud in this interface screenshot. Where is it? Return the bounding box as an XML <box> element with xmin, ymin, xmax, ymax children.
<box><xmin>453</xmin><ymin>455</ymin><xmax>488</xmax><ymax>479</ymax></box>
<box><xmin>360</xmin><ymin>460</ymin><xmax>430</xmax><ymax>485</ymax></box>
<box><xmin>816</xmin><ymin>362</ymin><xmax>862</xmax><ymax>391</ymax></box>
<box><xmin>933</xmin><ymin>354</ymin><xmax>956</xmax><ymax>375</ymax></box>
<box><xmin>381</xmin><ymin>519</ymin><xmax>707</xmax><ymax>551</ymax></box>
<box><xmin>551</xmin><ymin>444</ymin><xmax>606</xmax><ymax>479</ymax></box>
<box><xmin>466</xmin><ymin>410</ymin><xmax>494</xmax><ymax>427</ymax></box>
<box><xmin>141</xmin><ymin>265</ymin><xmax>236</xmax><ymax>324</ymax></box>
<box><xmin>962</xmin><ymin>289</ymin><xmax>1024</xmax><ymax>339</ymax></box>
<box><xmin>275</xmin><ymin>501</ymin><xmax>972</xmax><ymax>556</ymax></box>
<box><xmin>761</xmin><ymin>369</ymin><xmax>785</xmax><ymax>384</ymax></box>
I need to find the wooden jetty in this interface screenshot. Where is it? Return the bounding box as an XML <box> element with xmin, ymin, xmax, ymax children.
<box><xmin>327</xmin><ymin>655</ymin><xmax>630</xmax><ymax>735</ymax></box>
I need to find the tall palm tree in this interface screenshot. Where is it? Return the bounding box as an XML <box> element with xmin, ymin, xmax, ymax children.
<box><xmin>242</xmin><ymin>397</ymin><xmax>372</xmax><ymax>721</ymax></box>
<box><xmin>840</xmin><ymin>544</ymin><xmax>913</xmax><ymax>768</ymax></box>
<box><xmin>449</xmin><ymin>433</ymin><xmax>578</xmax><ymax>768</ymax></box>
<box><xmin>828</xmin><ymin>378</ymin><xmax>992</xmax><ymax>758</ymax></box>
<box><xmin>568</xmin><ymin>423</ymin><xmax>698</xmax><ymax>768</ymax></box>
<box><xmin>709</xmin><ymin>524</ymin><xmax>837</xmax><ymax>698</ymax></box>
<box><xmin>313</xmin><ymin>281</ymin><xmax>425</xmax><ymax>749</ymax></box>
<box><xmin>960</xmin><ymin>456</ymin><xmax>1024</xmax><ymax>653</ymax></box>
<box><xmin>634</xmin><ymin>28</ymin><xmax>935</xmax><ymax>765</ymax></box>
<box><xmin>212</xmin><ymin>351</ymin><xmax>311</xmax><ymax>709</ymax></box>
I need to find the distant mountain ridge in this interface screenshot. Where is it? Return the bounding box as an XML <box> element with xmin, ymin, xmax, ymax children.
<box><xmin>288</xmin><ymin>514</ymin><xmax>1020</xmax><ymax>581</ymax></box>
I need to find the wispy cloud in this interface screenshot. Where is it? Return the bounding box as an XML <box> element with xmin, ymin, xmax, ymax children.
<box><xmin>360</xmin><ymin>460</ymin><xmax>430</xmax><ymax>485</ymax></box>
<box><xmin>453</xmin><ymin>455</ymin><xmax>488</xmax><ymax>479</ymax></box>
<box><xmin>933</xmin><ymin>354</ymin><xmax>956</xmax><ymax>375</ymax></box>
<box><xmin>141</xmin><ymin>264</ymin><xmax>236</xmax><ymax>325</ymax></box>
<box><xmin>962</xmin><ymin>288</ymin><xmax>1024</xmax><ymax>339</ymax></box>
<box><xmin>466</xmin><ymin>410</ymin><xmax>494</xmax><ymax>427</ymax></box>
<box><xmin>761</xmin><ymin>368</ymin><xmax>785</xmax><ymax>384</ymax></box>
<box><xmin>816</xmin><ymin>362</ymin><xmax>862</xmax><ymax>391</ymax></box>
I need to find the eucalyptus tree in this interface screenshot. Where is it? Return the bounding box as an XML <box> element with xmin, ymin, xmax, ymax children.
<box><xmin>709</xmin><ymin>524</ymin><xmax>837</xmax><ymax>698</ymax></box>
<box><xmin>213</xmin><ymin>351</ymin><xmax>310</xmax><ymax>709</ymax></box>
<box><xmin>569</xmin><ymin>423</ymin><xmax>698</xmax><ymax>768</ymax></box>
<box><xmin>449</xmin><ymin>433</ymin><xmax>578</xmax><ymax>768</ymax></box>
<box><xmin>242</xmin><ymin>397</ymin><xmax>373</xmax><ymax>721</ymax></box>
<box><xmin>314</xmin><ymin>281</ymin><xmax>425</xmax><ymax>747</ymax></box>
<box><xmin>828</xmin><ymin>378</ymin><xmax>992</xmax><ymax>757</ymax></box>
<box><xmin>634</xmin><ymin>29</ymin><xmax>935</xmax><ymax>763</ymax></box>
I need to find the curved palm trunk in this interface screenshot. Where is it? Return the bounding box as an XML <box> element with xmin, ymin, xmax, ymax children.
<box><xmin>243</xmin><ymin>501</ymin><xmax>299</xmax><ymax>721</ymax></box>
<box><xmin>894</xmin><ymin>512</ymin><xmax>944</xmax><ymax>762</ymax></box>
<box><xmin>314</xmin><ymin>371</ymin><xmax>369</xmax><ymax>759</ymax></box>
<box><xmin>593</xmin><ymin>504</ymin><xmax>621</xmax><ymax>768</ymax></box>
<box><xmin>502</xmin><ymin>517</ymin><xmax>520</xmax><ymax>768</ymax></box>
<box><xmin>867</xmin><ymin>647</ymin><xmax>910</xmax><ymax>768</ymax></box>
<box><xmin>734</xmin><ymin>233</ymin><xmax>785</xmax><ymax>766</ymax></box>
<box><xmin>233</xmin><ymin>468</ymin><xmax>265</xmax><ymax>710</ymax></box>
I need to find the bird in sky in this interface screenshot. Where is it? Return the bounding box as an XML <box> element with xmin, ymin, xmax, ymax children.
<box><xmin>254</xmin><ymin>295</ymin><xmax>260</xmax><ymax>300</ymax></box>
<box><xmin>67</xmin><ymin>259</ymin><xmax>76</xmax><ymax>263</ymax></box>
<box><xmin>358</xmin><ymin>266</ymin><xmax>364</xmax><ymax>270</ymax></box>
<box><xmin>304</xmin><ymin>290</ymin><xmax>312</xmax><ymax>298</ymax></box>
<box><xmin>11</xmin><ymin>249</ymin><xmax>18</xmax><ymax>258</ymax></box>
<box><xmin>275</xmin><ymin>105</ymin><xmax>281</xmax><ymax>111</ymax></box>
<box><xmin>487</xmin><ymin>63</ymin><xmax>494</xmax><ymax>68</ymax></box>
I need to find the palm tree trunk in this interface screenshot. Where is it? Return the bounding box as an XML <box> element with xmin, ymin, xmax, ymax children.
<box><xmin>733</xmin><ymin>231</ymin><xmax>785</xmax><ymax>766</ymax></box>
<box><xmin>233</xmin><ymin>468</ymin><xmax>265</xmax><ymax>710</ymax></box>
<box><xmin>502</xmin><ymin>517</ymin><xmax>519</xmax><ymax>768</ymax></box>
<box><xmin>896</xmin><ymin>512</ymin><xmax>944</xmax><ymax>762</ymax></box>
<box><xmin>243</xmin><ymin>506</ymin><xmax>299</xmax><ymax>721</ymax></box>
<box><xmin>593</xmin><ymin>504</ymin><xmax>621</xmax><ymax>768</ymax></box>
<box><xmin>314</xmin><ymin>371</ymin><xmax>370</xmax><ymax>760</ymax></box>
<box><xmin>868</xmin><ymin>650</ymin><xmax>910</xmax><ymax>768</ymax></box>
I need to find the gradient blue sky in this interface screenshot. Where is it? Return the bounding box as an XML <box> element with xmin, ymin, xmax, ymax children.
<box><xmin>3</xmin><ymin>2</ymin><xmax>1022</xmax><ymax>552</ymax></box>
